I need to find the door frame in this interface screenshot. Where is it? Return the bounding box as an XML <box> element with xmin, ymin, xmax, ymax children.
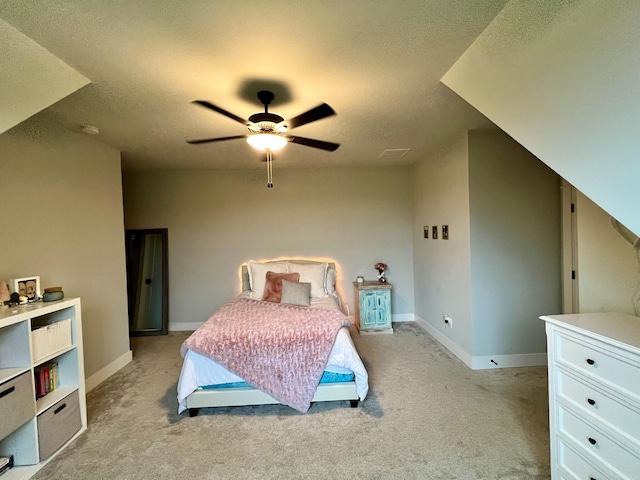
<box><xmin>560</xmin><ymin>180</ymin><xmax>578</xmax><ymax>313</ymax></box>
<box><xmin>125</xmin><ymin>228</ymin><xmax>169</xmax><ymax>336</ymax></box>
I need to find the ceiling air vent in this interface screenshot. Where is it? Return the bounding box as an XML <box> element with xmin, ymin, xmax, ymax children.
<box><xmin>379</xmin><ymin>148</ymin><xmax>411</xmax><ymax>159</ymax></box>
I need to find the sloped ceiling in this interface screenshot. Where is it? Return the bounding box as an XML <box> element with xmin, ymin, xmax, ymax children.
<box><xmin>0</xmin><ymin>18</ymin><xmax>90</xmax><ymax>135</ymax></box>
<box><xmin>442</xmin><ymin>1</ymin><xmax>640</xmax><ymax>236</ymax></box>
<box><xmin>0</xmin><ymin>1</ymin><xmax>508</xmax><ymax>171</ymax></box>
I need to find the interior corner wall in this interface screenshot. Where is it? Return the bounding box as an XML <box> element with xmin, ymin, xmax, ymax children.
<box><xmin>122</xmin><ymin>166</ymin><xmax>414</xmax><ymax>329</ymax></box>
<box><xmin>576</xmin><ymin>191</ymin><xmax>639</xmax><ymax>316</ymax></box>
<box><xmin>468</xmin><ymin>130</ymin><xmax>562</xmax><ymax>357</ymax></box>
<box><xmin>0</xmin><ymin>112</ymin><xmax>131</xmax><ymax>383</ymax></box>
<box><xmin>442</xmin><ymin>1</ymin><xmax>640</xmax><ymax>237</ymax></box>
<box><xmin>412</xmin><ymin>133</ymin><xmax>473</xmax><ymax>354</ymax></box>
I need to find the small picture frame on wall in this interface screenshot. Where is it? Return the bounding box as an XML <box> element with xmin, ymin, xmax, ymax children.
<box><xmin>12</xmin><ymin>276</ymin><xmax>41</xmax><ymax>301</ymax></box>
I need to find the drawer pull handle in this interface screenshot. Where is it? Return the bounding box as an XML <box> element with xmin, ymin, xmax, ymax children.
<box><xmin>586</xmin><ymin>358</ymin><xmax>595</xmax><ymax>365</ymax></box>
<box><xmin>0</xmin><ymin>386</ymin><xmax>15</xmax><ymax>399</ymax></box>
<box><xmin>587</xmin><ymin>398</ymin><xmax>596</xmax><ymax>406</ymax></box>
<box><xmin>588</xmin><ymin>437</ymin><xmax>597</xmax><ymax>445</ymax></box>
<box><xmin>54</xmin><ymin>403</ymin><xmax>67</xmax><ymax>415</ymax></box>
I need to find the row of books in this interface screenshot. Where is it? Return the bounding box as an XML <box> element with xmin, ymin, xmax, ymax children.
<box><xmin>34</xmin><ymin>362</ymin><xmax>60</xmax><ymax>399</ymax></box>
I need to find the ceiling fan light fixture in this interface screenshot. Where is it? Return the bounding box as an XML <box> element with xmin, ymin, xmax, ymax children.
<box><xmin>247</xmin><ymin>133</ymin><xmax>287</xmax><ymax>151</ymax></box>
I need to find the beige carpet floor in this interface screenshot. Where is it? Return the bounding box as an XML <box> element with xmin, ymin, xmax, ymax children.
<box><xmin>33</xmin><ymin>322</ymin><xmax>551</xmax><ymax>479</ymax></box>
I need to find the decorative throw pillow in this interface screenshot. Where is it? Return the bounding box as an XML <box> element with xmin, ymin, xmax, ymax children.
<box><xmin>280</xmin><ymin>280</ymin><xmax>311</xmax><ymax>307</ymax></box>
<box><xmin>247</xmin><ymin>260</ymin><xmax>288</xmax><ymax>300</ymax></box>
<box><xmin>262</xmin><ymin>271</ymin><xmax>300</xmax><ymax>303</ymax></box>
<box><xmin>286</xmin><ymin>261</ymin><xmax>328</xmax><ymax>298</ymax></box>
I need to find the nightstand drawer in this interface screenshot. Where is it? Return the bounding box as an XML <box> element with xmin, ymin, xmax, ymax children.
<box><xmin>555</xmin><ymin>332</ymin><xmax>640</xmax><ymax>397</ymax></box>
<box><xmin>557</xmin><ymin>371</ymin><xmax>640</xmax><ymax>445</ymax></box>
<box><xmin>558</xmin><ymin>439</ymin><xmax>610</xmax><ymax>480</ymax></box>
<box><xmin>559</xmin><ymin>406</ymin><xmax>640</xmax><ymax>479</ymax></box>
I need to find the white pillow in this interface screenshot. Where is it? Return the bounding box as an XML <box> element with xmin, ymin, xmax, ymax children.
<box><xmin>246</xmin><ymin>260</ymin><xmax>288</xmax><ymax>300</ymax></box>
<box><xmin>325</xmin><ymin>268</ymin><xmax>337</xmax><ymax>296</ymax></box>
<box><xmin>287</xmin><ymin>261</ymin><xmax>328</xmax><ymax>298</ymax></box>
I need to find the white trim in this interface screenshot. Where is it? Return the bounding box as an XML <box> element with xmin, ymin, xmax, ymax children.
<box><xmin>85</xmin><ymin>349</ymin><xmax>133</xmax><ymax>392</ymax></box>
<box><xmin>414</xmin><ymin>315</ymin><xmax>474</xmax><ymax>368</ymax></box>
<box><xmin>412</xmin><ymin>316</ymin><xmax>547</xmax><ymax>370</ymax></box>
<box><xmin>169</xmin><ymin>322</ymin><xmax>202</xmax><ymax>332</ymax></box>
<box><xmin>392</xmin><ymin>313</ymin><xmax>414</xmax><ymax>322</ymax></box>
<box><xmin>471</xmin><ymin>353</ymin><xmax>547</xmax><ymax>370</ymax></box>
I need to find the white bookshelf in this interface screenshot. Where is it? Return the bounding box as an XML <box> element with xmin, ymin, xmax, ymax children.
<box><xmin>0</xmin><ymin>298</ymin><xmax>86</xmax><ymax>479</ymax></box>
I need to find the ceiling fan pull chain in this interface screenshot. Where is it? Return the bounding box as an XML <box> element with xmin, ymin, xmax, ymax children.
<box><xmin>269</xmin><ymin>150</ymin><xmax>274</xmax><ymax>188</ymax></box>
<box><xmin>266</xmin><ymin>149</ymin><xmax>274</xmax><ymax>188</ymax></box>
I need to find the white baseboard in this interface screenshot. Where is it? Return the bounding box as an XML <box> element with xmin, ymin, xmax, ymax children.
<box><xmin>412</xmin><ymin>315</ymin><xmax>547</xmax><ymax>370</ymax></box>
<box><xmin>85</xmin><ymin>349</ymin><xmax>133</xmax><ymax>392</ymax></box>
<box><xmin>471</xmin><ymin>353</ymin><xmax>547</xmax><ymax>369</ymax></box>
<box><xmin>392</xmin><ymin>313</ymin><xmax>414</xmax><ymax>322</ymax></box>
<box><xmin>414</xmin><ymin>315</ymin><xmax>474</xmax><ymax>368</ymax></box>
<box><xmin>169</xmin><ymin>322</ymin><xmax>201</xmax><ymax>332</ymax></box>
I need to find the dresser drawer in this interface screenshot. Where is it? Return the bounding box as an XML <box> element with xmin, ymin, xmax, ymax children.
<box><xmin>559</xmin><ymin>406</ymin><xmax>640</xmax><ymax>479</ymax></box>
<box><xmin>555</xmin><ymin>332</ymin><xmax>640</xmax><ymax>398</ymax></box>
<box><xmin>557</xmin><ymin>371</ymin><xmax>640</xmax><ymax>446</ymax></box>
<box><xmin>0</xmin><ymin>372</ymin><xmax>36</xmax><ymax>441</ymax></box>
<box><xmin>558</xmin><ymin>439</ymin><xmax>610</xmax><ymax>480</ymax></box>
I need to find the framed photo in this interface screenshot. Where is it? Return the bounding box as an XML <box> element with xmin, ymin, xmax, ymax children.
<box><xmin>12</xmin><ymin>276</ymin><xmax>41</xmax><ymax>301</ymax></box>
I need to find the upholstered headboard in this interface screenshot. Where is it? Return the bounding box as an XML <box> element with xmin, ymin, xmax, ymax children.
<box><xmin>241</xmin><ymin>259</ymin><xmax>336</xmax><ymax>292</ymax></box>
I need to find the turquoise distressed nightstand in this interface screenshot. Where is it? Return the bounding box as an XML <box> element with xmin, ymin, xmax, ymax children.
<box><xmin>353</xmin><ymin>281</ymin><xmax>392</xmax><ymax>334</ymax></box>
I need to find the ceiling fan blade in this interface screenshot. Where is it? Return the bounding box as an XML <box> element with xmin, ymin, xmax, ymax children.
<box><xmin>286</xmin><ymin>135</ymin><xmax>340</xmax><ymax>152</ymax></box>
<box><xmin>192</xmin><ymin>100</ymin><xmax>248</xmax><ymax>126</ymax></box>
<box><xmin>187</xmin><ymin>135</ymin><xmax>247</xmax><ymax>145</ymax></box>
<box><xmin>286</xmin><ymin>103</ymin><xmax>336</xmax><ymax>129</ymax></box>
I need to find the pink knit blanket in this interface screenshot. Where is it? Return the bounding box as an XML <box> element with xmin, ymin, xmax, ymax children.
<box><xmin>180</xmin><ymin>297</ymin><xmax>352</xmax><ymax>413</ymax></box>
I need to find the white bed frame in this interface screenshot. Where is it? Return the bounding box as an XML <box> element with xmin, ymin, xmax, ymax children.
<box><xmin>187</xmin><ymin>382</ymin><xmax>359</xmax><ymax>416</ymax></box>
<box><xmin>185</xmin><ymin>260</ymin><xmax>360</xmax><ymax>416</ymax></box>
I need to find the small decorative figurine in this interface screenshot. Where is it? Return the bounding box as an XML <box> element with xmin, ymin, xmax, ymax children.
<box><xmin>0</xmin><ymin>281</ymin><xmax>10</xmax><ymax>303</ymax></box>
<box><xmin>374</xmin><ymin>262</ymin><xmax>387</xmax><ymax>283</ymax></box>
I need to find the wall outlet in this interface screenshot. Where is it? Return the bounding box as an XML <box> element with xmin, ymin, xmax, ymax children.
<box><xmin>443</xmin><ymin>314</ymin><xmax>453</xmax><ymax>328</ymax></box>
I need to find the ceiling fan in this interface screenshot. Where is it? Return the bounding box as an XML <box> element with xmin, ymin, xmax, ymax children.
<box><xmin>187</xmin><ymin>90</ymin><xmax>340</xmax><ymax>188</ymax></box>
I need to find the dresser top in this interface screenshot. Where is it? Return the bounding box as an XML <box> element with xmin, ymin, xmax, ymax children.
<box><xmin>541</xmin><ymin>312</ymin><xmax>640</xmax><ymax>350</ymax></box>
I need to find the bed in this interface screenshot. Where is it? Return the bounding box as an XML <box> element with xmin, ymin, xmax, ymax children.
<box><xmin>177</xmin><ymin>260</ymin><xmax>369</xmax><ymax>416</ymax></box>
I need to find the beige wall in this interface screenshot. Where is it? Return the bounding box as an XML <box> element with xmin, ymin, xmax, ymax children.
<box><xmin>576</xmin><ymin>191</ymin><xmax>639</xmax><ymax>315</ymax></box>
<box><xmin>0</xmin><ymin>112</ymin><xmax>131</xmax><ymax>385</ymax></box>
<box><xmin>413</xmin><ymin>129</ymin><xmax>562</xmax><ymax>367</ymax></box>
<box><xmin>469</xmin><ymin>129</ymin><xmax>561</xmax><ymax>357</ymax></box>
<box><xmin>123</xmin><ymin>166</ymin><xmax>415</xmax><ymax>328</ymax></box>
<box><xmin>413</xmin><ymin>133</ymin><xmax>473</xmax><ymax>353</ymax></box>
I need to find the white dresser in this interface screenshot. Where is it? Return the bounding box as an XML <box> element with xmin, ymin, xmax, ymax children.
<box><xmin>541</xmin><ymin>313</ymin><xmax>640</xmax><ymax>480</ymax></box>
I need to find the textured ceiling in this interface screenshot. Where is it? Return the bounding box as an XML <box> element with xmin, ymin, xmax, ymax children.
<box><xmin>0</xmin><ymin>1</ymin><xmax>508</xmax><ymax>171</ymax></box>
